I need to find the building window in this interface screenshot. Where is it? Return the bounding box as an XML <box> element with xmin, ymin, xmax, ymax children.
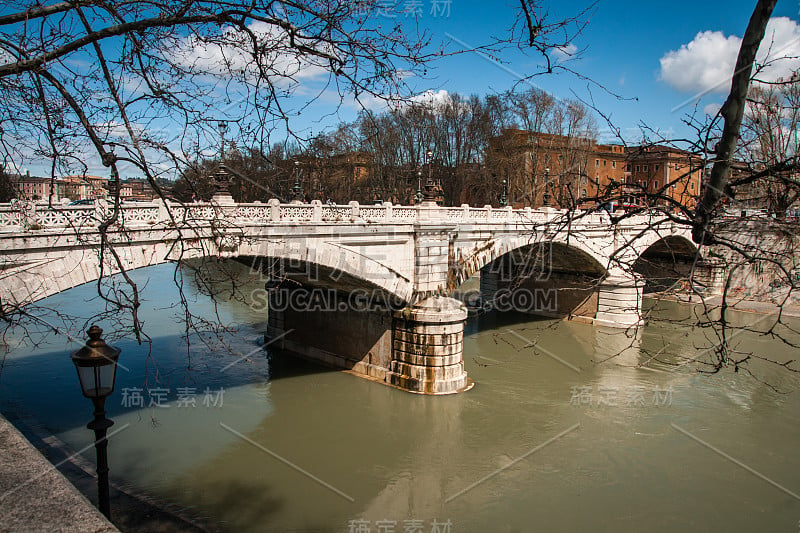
<box><xmin>643</xmin><ymin>165</ymin><xmax>648</xmax><ymax>171</ymax></box>
<box><xmin>655</xmin><ymin>164</ymin><xmax>659</xmax><ymax>171</ymax></box>
<box><xmin>635</xmin><ymin>165</ymin><xmax>640</xmax><ymax>172</ymax></box>
<box><xmin>603</xmin><ymin>160</ymin><xmax>607</xmax><ymax>166</ymax></box>
<box><xmin>582</xmin><ymin>189</ymin><xmax>587</xmax><ymax>197</ymax></box>
<box><xmin>612</xmin><ymin>161</ymin><xmax>616</xmax><ymax>169</ymax></box>
<box><xmin>626</xmin><ymin>163</ymin><xmax>631</xmax><ymax>172</ymax></box>
<box><xmin>690</xmin><ymin>182</ymin><xmax>694</xmax><ymax>190</ymax></box>
<box><xmin>653</xmin><ymin>180</ymin><xmax>659</xmax><ymax>189</ymax></box>
<box><xmin>595</xmin><ymin>159</ymin><xmax>599</xmax><ymax>167</ymax></box>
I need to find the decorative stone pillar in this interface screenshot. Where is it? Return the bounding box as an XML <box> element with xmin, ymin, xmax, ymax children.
<box><xmin>211</xmin><ymin>165</ymin><xmax>236</xmax><ymax>206</ymax></box>
<box><xmin>593</xmin><ymin>272</ymin><xmax>644</xmax><ymax>328</ymax></box>
<box><xmin>388</xmin><ymin>296</ymin><xmax>472</xmax><ymax>394</ymax></box>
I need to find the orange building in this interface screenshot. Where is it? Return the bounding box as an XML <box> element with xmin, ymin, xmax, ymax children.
<box><xmin>485</xmin><ymin>129</ymin><xmax>596</xmax><ymax>208</ymax></box>
<box><xmin>485</xmin><ymin>129</ymin><xmax>702</xmax><ymax>210</ymax></box>
<box><xmin>623</xmin><ymin>146</ymin><xmax>702</xmax><ymax>209</ymax></box>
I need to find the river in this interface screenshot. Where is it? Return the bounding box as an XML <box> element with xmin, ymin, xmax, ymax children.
<box><xmin>1</xmin><ymin>261</ymin><xmax>799</xmax><ymax>532</ymax></box>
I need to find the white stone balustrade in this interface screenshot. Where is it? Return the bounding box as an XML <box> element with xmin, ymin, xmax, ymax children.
<box><xmin>0</xmin><ymin>199</ymin><xmax>671</xmax><ymax>232</ymax></box>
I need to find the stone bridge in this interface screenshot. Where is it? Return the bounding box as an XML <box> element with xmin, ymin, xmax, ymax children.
<box><xmin>0</xmin><ymin>197</ymin><xmax>722</xmax><ymax>395</ymax></box>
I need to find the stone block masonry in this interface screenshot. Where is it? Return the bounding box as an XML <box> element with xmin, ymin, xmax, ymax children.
<box><xmin>388</xmin><ymin>296</ymin><xmax>472</xmax><ymax>394</ymax></box>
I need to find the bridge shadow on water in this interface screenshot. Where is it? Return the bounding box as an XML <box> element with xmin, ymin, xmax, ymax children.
<box><xmin>0</xmin><ymin>327</ymin><xmax>342</xmax><ymax>435</ymax></box>
<box><xmin>0</xmin><ymin>326</ymin><xmax>346</xmax><ymax>531</ymax></box>
<box><xmin>464</xmin><ymin>307</ymin><xmax>557</xmax><ymax>336</ymax></box>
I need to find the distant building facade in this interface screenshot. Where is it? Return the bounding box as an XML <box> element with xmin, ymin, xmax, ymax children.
<box><xmin>61</xmin><ymin>176</ymin><xmax>91</xmax><ymax>200</ymax></box>
<box><xmin>484</xmin><ymin>129</ymin><xmax>703</xmax><ymax>210</ymax></box>
<box><xmin>10</xmin><ymin>173</ymin><xmax>164</xmax><ymax>203</ymax></box>
<box><xmin>485</xmin><ymin>129</ymin><xmax>596</xmax><ymax>208</ymax></box>
<box><xmin>622</xmin><ymin>145</ymin><xmax>702</xmax><ymax>209</ymax></box>
<box><xmin>11</xmin><ymin>174</ymin><xmax>63</xmax><ymax>201</ymax></box>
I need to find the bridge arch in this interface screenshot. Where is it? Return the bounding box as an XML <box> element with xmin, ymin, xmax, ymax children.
<box><xmin>1</xmin><ymin>234</ymin><xmax>414</xmax><ymax>311</ymax></box>
<box><xmin>452</xmin><ymin>233</ymin><xmax>609</xmax><ymax>290</ymax></box>
<box><xmin>631</xmin><ymin>234</ymin><xmax>703</xmax><ymax>293</ymax></box>
<box><xmin>628</xmin><ymin>231</ymin><xmax>699</xmax><ymax>262</ymax></box>
<box><xmin>235</xmin><ymin>239</ymin><xmax>414</xmax><ymax>303</ymax></box>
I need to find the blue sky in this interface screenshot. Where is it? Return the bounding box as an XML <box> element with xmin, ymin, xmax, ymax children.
<box><xmin>319</xmin><ymin>0</ymin><xmax>799</xmax><ymax>145</ymax></box>
<box><xmin>388</xmin><ymin>0</ymin><xmax>800</xmax><ymax>143</ymax></box>
<box><xmin>10</xmin><ymin>0</ymin><xmax>800</xmax><ymax>178</ymax></box>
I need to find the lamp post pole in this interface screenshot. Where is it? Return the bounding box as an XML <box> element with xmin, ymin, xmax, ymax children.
<box><xmin>292</xmin><ymin>160</ymin><xmax>304</xmax><ymax>203</ymax></box>
<box><xmin>71</xmin><ymin>326</ymin><xmax>120</xmax><ymax>520</ymax></box>
<box><xmin>88</xmin><ymin>397</ymin><xmax>114</xmax><ymax>518</ymax></box>
<box><xmin>543</xmin><ymin>167</ymin><xmax>551</xmax><ymax>207</ymax></box>
<box><xmin>218</xmin><ymin>121</ymin><xmax>227</xmax><ymax>160</ymax></box>
<box><xmin>422</xmin><ymin>149</ymin><xmax>437</xmax><ymax>203</ymax></box>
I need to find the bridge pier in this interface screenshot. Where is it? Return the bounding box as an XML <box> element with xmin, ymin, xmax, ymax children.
<box><xmin>264</xmin><ymin>288</ymin><xmax>470</xmax><ymax>394</ymax></box>
<box><xmin>388</xmin><ymin>296</ymin><xmax>472</xmax><ymax>395</ymax></box>
<box><xmin>479</xmin><ymin>265</ymin><xmax>644</xmax><ymax>328</ymax></box>
<box><xmin>692</xmin><ymin>259</ymin><xmax>726</xmax><ymax>296</ymax></box>
<box><xmin>263</xmin><ymin>286</ymin><xmax>395</xmax><ymax>381</ymax></box>
<box><xmin>593</xmin><ymin>272</ymin><xmax>644</xmax><ymax>328</ymax></box>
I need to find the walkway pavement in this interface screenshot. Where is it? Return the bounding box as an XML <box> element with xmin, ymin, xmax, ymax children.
<box><xmin>0</xmin><ymin>413</ymin><xmax>117</xmax><ymax>532</ymax></box>
<box><xmin>0</xmin><ymin>413</ymin><xmax>211</xmax><ymax>532</ymax></box>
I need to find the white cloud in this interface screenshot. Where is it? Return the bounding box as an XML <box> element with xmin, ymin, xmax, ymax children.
<box><xmin>408</xmin><ymin>89</ymin><xmax>453</xmax><ymax>109</ymax></box>
<box><xmin>172</xmin><ymin>21</ymin><xmax>332</xmax><ymax>86</ymax></box>
<box><xmin>552</xmin><ymin>43</ymin><xmax>578</xmax><ymax>63</ymax></box>
<box><xmin>0</xmin><ymin>46</ymin><xmax>14</xmax><ymax>67</ymax></box>
<box><xmin>659</xmin><ymin>30</ymin><xmax>741</xmax><ymax>93</ymax></box>
<box><xmin>659</xmin><ymin>17</ymin><xmax>800</xmax><ymax>94</ymax></box>
<box><xmin>703</xmin><ymin>102</ymin><xmax>722</xmax><ymax>116</ymax></box>
<box><xmin>347</xmin><ymin>89</ymin><xmax>458</xmax><ymax>114</ymax></box>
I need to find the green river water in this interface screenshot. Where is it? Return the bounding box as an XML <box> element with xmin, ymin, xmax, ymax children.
<box><xmin>1</xmin><ymin>262</ymin><xmax>799</xmax><ymax>532</ymax></box>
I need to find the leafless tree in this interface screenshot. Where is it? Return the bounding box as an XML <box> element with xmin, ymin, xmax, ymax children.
<box><xmin>736</xmin><ymin>74</ymin><xmax>800</xmax><ymax>218</ymax></box>
<box><xmin>0</xmin><ymin>0</ymin><xmax>598</xmax><ymax>350</ymax></box>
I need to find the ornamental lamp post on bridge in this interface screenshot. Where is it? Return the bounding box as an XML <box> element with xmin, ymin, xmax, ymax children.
<box><xmin>422</xmin><ymin>149</ymin><xmax>438</xmax><ymax>204</ymax></box>
<box><xmin>70</xmin><ymin>325</ymin><xmax>121</xmax><ymax>519</ymax></box>
<box><xmin>542</xmin><ymin>167</ymin><xmax>552</xmax><ymax>207</ymax></box>
<box><xmin>211</xmin><ymin>120</ymin><xmax>235</xmax><ymax>204</ymax></box>
<box><xmin>500</xmin><ymin>179</ymin><xmax>508</xmax><ymax>207</ymax></box>
<box><xmin>291</xmin><ymin>160</ymin><xmax>304</xmax><ymax>203</ymax></box>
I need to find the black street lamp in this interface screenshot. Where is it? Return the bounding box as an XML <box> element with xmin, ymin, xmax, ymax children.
<box><xmin>212</xmin><ymin>121</ymin><xmax>233</xmax><ymax>197</ymax></box>
<box><xmin>107</xmin><ymin>174</ymin><xmax>119</xmax><ymax>200</ymax></box>
<box><xmin>71</xmin><ymin>325</ymin><xmax>121</xmax><ymax>519</ymax></box>
<box><xmin>415</xmin><ymin>170</ymin><xmax>423</xmax><ymax>204</ymax></box>
<box><xmin>500</xmin><ymin>179</ymin><xmax>508</xmax><ymax>207</ymax></box>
